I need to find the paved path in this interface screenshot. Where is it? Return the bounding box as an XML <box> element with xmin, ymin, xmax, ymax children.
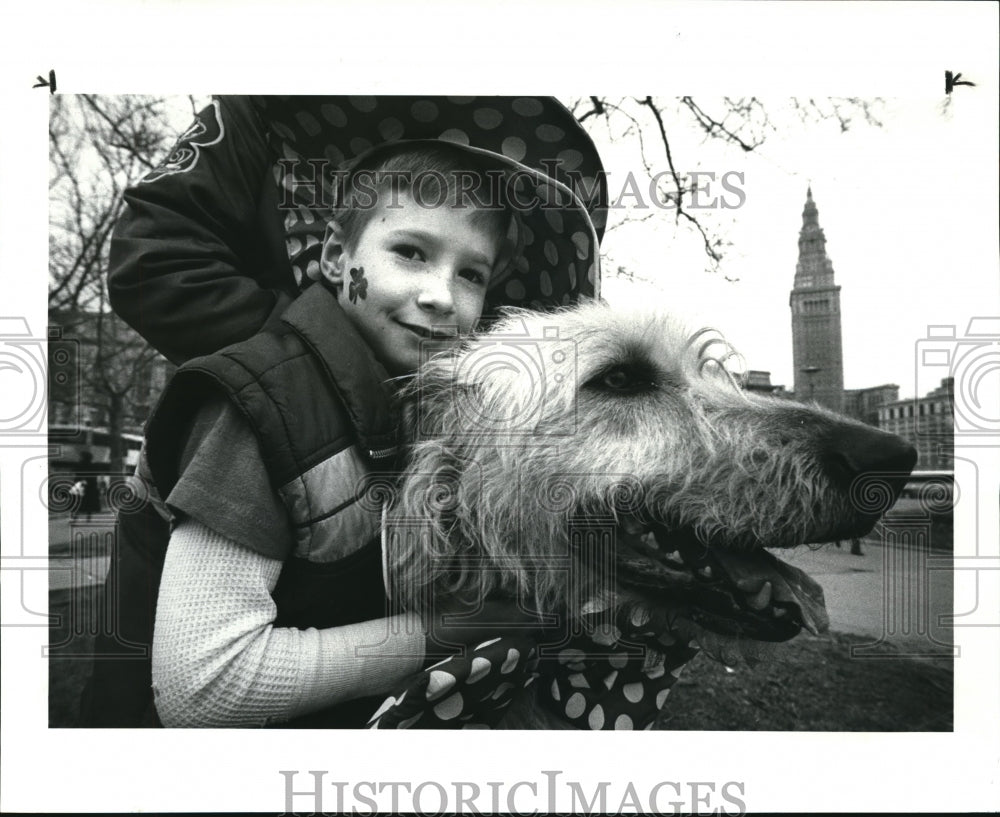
<box><xmin>780</xmin><ymin>537</ymin><xmax>954</xmax><ymax>656</ymax></box>
<box><xmin>49</xmin><ymin>513</ymin><xmax>115</xmax><ymax>591</ymax></box>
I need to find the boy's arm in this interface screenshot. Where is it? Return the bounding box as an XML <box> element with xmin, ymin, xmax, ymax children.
<box><xmin>152</xmin><ymin>395</ymin><xmax>423</xmax><ymax>727</ymax></box>
<box><xmin>152</xmin><ymin>517</ymin><xmax>426</xmax><ymax>728</ymax></box>
<box><xmin>108</xmin><ymin>96</ymin><xmax>296</xmax><ymax>364</ymax></box>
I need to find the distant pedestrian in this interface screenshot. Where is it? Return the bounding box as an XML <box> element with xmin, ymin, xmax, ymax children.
<box><xmin>835</xmin><ymin>537</ymin><xmax>864</xmax><ymax>555</ymax></box>
<box><xmin>71</xmin><ymin>450</ymin><xmax>101</xmax><ymax>522</ymax></box>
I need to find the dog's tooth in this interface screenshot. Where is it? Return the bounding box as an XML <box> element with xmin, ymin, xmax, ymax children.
<box><xmin>696</xmin><ymin>565</ymin><xmax>713</xmax><ymax>580</ymax></box>
<box><xmin>745</xmin><ymin>580</ymin><xmax>772</xmax><ymax>611</ymax></box>
<box><xmin>665</xmin><ymin>550</ymin><xmax>683</xmax><ymax>565</ymax></box>
<box><xmin>773</xmin><ymin>607</ymin><xmax>787</xmax><ymax>619</ymax></box>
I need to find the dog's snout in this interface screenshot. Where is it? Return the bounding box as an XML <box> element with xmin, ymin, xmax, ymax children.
<box><xmin>827</xmin><ymin>425</ymin><xmax>919</xmax><ymax>486</ymax></box>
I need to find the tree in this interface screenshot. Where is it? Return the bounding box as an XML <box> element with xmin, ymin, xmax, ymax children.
<box><xmin>568</xmin><ymin>96</ymin><xmax>883</xmax><ymax>276</ymax></box>
<box><xmin>48</xmin><ymin>95</ymin><xmax>190</xmax><ymax>474</ymax></box>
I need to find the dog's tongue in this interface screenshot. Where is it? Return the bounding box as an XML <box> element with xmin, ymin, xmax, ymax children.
<box><xmin>711</xmin><ymin>547</ymin><xmax>830</xmax><ymax>635</ymax></box>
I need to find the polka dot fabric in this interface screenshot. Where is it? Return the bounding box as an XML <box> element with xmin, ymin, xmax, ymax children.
<box><xmin>367</xmin><ymin>635</ymin><xmax>539</xmax><ymax>729</ymax></box>
<box><xmin>250</xmin><ymin>96</ymin><xmax>608</xmax><ymax>315</ymax></box>
<box><xmin>540</xmin><ymin>608</ymin><xmax>700</xmax><ymax>730</ymax></box>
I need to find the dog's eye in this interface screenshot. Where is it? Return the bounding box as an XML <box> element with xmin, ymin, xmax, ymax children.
<box><xmin>604</xmin><ymin>369</ymin><xmax>632</xmax><ymax>389</ymax></box>
<box><xmin>590</xmin><ymin>365</ymin><xmax>658</xmax><ymax>394</ymax></box>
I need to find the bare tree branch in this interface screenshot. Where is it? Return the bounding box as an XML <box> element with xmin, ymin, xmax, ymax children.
<box><xmin>637</xmin><ymin>96</ymin><xmax>724</xmax><ymax>268</ymax></box>
<box><xmin>80</xmin><ymin>94</ymin><xmax>164</xmax><ymax>170</ymax></box>
<box><xmin>574</xmin><ymin>95</ymin><xmax>882</xmax><ymax>275</ymax></box>
<box><xmin>680</xmin><ymin>96</ymin><xmax>767</xmax><ymax>152</ymax></box>
<box><xmin>576</xmin><ymin>96</ymin><xmax>606</xmax><ymax>124</ymax></box>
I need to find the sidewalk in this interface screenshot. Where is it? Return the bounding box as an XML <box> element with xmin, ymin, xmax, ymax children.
<box><xmin>48</xmin><ymin>512</ymin><xmax>115</xmax><ymax>591</ymax></box>
<box><xmin>780</xmin><ymin>536</ymin><xmax>954</xmax><ymax>656</ymax></box>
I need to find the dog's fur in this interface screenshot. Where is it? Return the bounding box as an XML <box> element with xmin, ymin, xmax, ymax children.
<box><xmin>381</xmin><ymin>301</ymin><xmax>917</xmax><ymax>727</ymax></box>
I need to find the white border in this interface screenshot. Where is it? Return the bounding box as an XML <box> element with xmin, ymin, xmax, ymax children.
<box><xmin>2</xmin><ymin>1</ymin><xmax>998</xmax><ymax>813</ymax></box>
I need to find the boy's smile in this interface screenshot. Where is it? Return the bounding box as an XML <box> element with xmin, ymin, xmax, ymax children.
<box><xmin>322</xmin><ymin>194</ymin><xmax>502</xmax><ymax>376</ymax></box>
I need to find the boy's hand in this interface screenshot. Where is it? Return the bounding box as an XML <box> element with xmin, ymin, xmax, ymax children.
<box><xmin>368</xmin><ymin>635</ymin><xmax>539</xmax><ymax>729</ymax></box>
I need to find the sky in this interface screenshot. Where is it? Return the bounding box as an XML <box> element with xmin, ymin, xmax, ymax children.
<box><xmin>591</xmin><ymin>95</ymin><xmax>999</xmax><ymax>398</ymax></box>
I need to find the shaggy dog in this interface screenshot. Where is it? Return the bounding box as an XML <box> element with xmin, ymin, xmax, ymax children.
<box><xmin>377</xmin><ymin>301</ymin><xmax>917</xmax><ymax>728</ymax></box>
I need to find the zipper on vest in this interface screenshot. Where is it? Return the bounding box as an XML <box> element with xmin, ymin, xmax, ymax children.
<box><xmin>369</xmin><ymin>445</ymin><xmax>399</xmax><ymax>461</ymax></box>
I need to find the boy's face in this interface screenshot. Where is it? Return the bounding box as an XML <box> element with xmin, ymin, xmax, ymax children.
<box><xmin>321</xmin><ymin>193</ymin><xmax>500</xmax><ymax>376</ymax></box>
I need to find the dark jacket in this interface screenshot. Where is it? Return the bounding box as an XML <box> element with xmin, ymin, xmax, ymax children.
<box><xmin>108</xmin><ymin>97</ymin><xmax>299</xmax><ymax>364</ymax></box>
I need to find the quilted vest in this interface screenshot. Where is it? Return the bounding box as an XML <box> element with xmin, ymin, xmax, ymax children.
<box><xmin>144</xmin><ymin>284</ymin><xmax>404</xmax><ymax>726</ymax></box>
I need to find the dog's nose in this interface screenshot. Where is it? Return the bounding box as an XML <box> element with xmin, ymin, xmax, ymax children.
<box><xmin>834</xmin><ymin>425</ymin><xmax>919</xmax><ymax>476</ymax></box>
<box><xmin>827</xmin><ymin>424</ymin><xmax>918</xmax><ymax>502</ymax></box>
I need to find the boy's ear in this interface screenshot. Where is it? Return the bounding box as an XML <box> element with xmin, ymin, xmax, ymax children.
<box><xmin>320</xmin><ymin>221</ymin><xmax>348</xmax><ymax>286</ymax></box>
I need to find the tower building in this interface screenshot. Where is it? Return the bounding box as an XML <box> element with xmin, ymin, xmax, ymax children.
<box><xmin>789</xmin><ymin>187</ymin><xmax>844</xmax><ymax>412</ymax></box>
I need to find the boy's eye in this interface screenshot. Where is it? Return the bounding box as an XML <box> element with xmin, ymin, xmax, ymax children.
<box><xmin>393</xmin><ymin>244</ymin><xmax>425</xmax><ymax>261</ymax></box>
<box><xmin>460</xmin><ymin>268</ymin><xmax>488</xmax><ymax>286</ymax></box>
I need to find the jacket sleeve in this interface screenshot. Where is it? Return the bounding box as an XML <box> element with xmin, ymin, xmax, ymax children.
<box><xmin>108</xmin><ymin>96</ymin><xmax>297</xmax><ymax>364</ymax></box>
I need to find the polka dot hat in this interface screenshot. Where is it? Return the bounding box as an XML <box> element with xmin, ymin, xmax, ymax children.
<box><xmin>249</xmin><ymin>96</ymin><xmax>608</xmax><ymax>315</ymax></box>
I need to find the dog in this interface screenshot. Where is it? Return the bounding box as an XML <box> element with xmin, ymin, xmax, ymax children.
<box><xmin>378</xmin><ymin>300</ymin><xmax>918</xmax><ymax>728</ymax></box>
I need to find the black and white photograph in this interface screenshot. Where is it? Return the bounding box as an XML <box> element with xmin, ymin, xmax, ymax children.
<box><xmin>2</xmin><ymin>2</ymin><xmax>998</xmax><ymax>814</ymax></box>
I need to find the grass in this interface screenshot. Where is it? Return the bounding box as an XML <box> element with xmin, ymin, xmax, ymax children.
<box><xmin>660</xmin><ymin>631</ymin><xmax>953</xmax><ymax>731</ymax></box>
<box><xmin>49</xmin><ymin>586</ymin><xmax>105</xmax><ymax>728</ymax></box>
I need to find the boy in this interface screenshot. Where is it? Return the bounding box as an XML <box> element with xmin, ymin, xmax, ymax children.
<box><xmin>84</xmin><ymin>96</ymin><xmax>609</xmax><ymax>727</ymax></box>
<box><xmin>123</xmin><ymin>111</ymin><xmax>607</xmax><ymax>728</ymax></box>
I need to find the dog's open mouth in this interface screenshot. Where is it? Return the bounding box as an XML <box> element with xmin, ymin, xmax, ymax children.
<box><xmin>613</xmin><ymin>518</ymin><xmax>829</xmax><ymax>643</ymax></box>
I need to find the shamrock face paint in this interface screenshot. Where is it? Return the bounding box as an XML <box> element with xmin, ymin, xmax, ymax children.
<box><xmin>348</xmin><ymin>267</ymin><xmax>368</xmax><ymax>303</ymax></box>
<box><xmin>321</xmin><ymin>191</ymin><xmax>502</xmax><ymax>375</ymax></box>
